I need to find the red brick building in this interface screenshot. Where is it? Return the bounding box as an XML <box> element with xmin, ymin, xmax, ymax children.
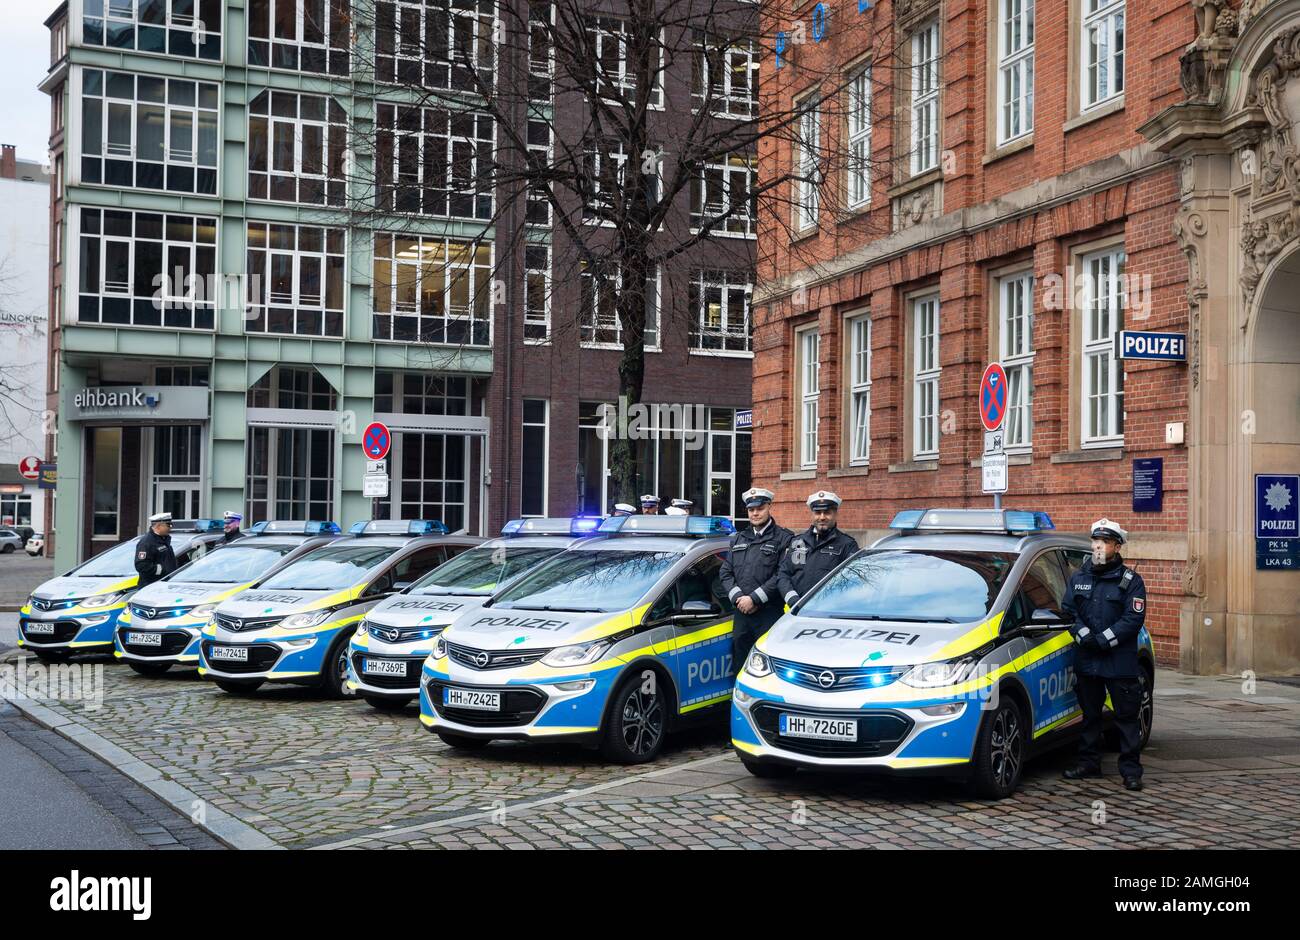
<box><xmin>753</xmin><ymin>0</ymin><xmax>1198</xmax><ymax>665</ymax></box>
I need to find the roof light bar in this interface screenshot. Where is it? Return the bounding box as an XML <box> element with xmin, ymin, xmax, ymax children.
<box><xmin>250</xmin><ymin>520</ymin><xmax>341</xmax><ymax>535</ymax></box>
<box><xmin>888</xmin><ymin>509</ymin><xmax>1055</xmax><ymax>535</ymax></box>
<box><xmin>498</xmin><ymin>517</ymin><xmax>604</xmax><ymax>538</ymax></box>
<box><xmin>348</xmin><ymin>519</ymin><xmax>449</xmax><ymax>536</ymax></box>
<box><xmin>596</xmin><ymin>515</ymin><xmax>735</xmax><ymax>537</ymax></box>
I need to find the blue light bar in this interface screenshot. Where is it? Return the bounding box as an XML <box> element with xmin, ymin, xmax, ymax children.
<box><xmin>249</xmin><ymin>521</ymin><xmax>269</xmax><ymax>534</ymax></box>
<box><xmin>596</xmin><ymin>515</ymin><xmax>734</xmax><ymax>537</ymax></box>
<box><xmin>408</xmin><ymin>520</ymin><xmax>450</xmax><ymax>535</ymax></box>
<box><xmin>598</xmin><ymin>516</ymin><xmax>628</xmax><ymax>534</ymax></box>
<box><xmin>889</xmin><ymin>511</ymin><xmax>925</xmax><ymax>530</ymax></box>
<box><xmin>570</xmin><ymin>516</ymin><xmax>603</xmax><ymax>536</ymax></box>
<box><xmin>889</xmin><ymin>509</ymin><xmax>1055</xmax><ymax>535</ymax></box>
<box><xmin>499</xmin><ymin>517</ymin><xmax>602</xmax><ymax>538</ymax></box>
<box><xmin>501</xmin><ymin>519</ymin><xmax>525</xmax><ymax>536</ymax></box>
<box><xmin>253</xmin><ymin>520</ymin><xmax>341</xmax><ymax>535</ymax></box>
<box><xmin>686</xmin><ymin>516</ymin><xmax>736</xmax><ymax>536</ymax></box>
<box><xmin>348</xmin><ymin>520</ymin><xmax>449</xmax><ymax>536</ymax></box>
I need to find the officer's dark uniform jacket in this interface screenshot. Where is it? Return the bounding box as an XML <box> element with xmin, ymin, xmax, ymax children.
<box><xmin>778</xmin><ymin>526</ymin><xmax>859</xmax><ymax>605</ymax></box>
<box><xmin>134</xmin><ymin>530</ymin><xmax>178</xmax><ymax>588</ymax></box>
<box><xmin>222</xmin><ymin>528</ymin><xmax>242</xmax><ymax>544</ymax></box>
<box><xmin>719</xmin><ymin>521</ymin><xmax>793</xmax><ymax>631</ymax></box>
<box><xmin>1062</xmin><ymin>556</ymin><xmax>1147</xmax><ymax>678</ymax></box>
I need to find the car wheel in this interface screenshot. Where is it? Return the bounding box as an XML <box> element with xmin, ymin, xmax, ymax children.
<box><xmin>600</xmin><ymin>670</ymin><xmax>668</xmax><ymax>764</ymax></box>
<box><xmin>127</xmin><ymin>660</ymin><xmax>171</xmax><ymax>677</ymax></box>
<box><xmin>2</xmin><ymin>544</ymin><xmax>13</xmax><ymax>554</ymax></box>
<box><xmin>214</xmin><ymin>678</ymin><xmax>263</xmax><ymax>695</ymax></box>
<box><xmin>320</xmin><ymin>635</ymin><xmax>354</xmax><ymax>700</ymax></box>
<box><xmin>363</xmin><ymin>694</ymin><xmax>413</xmax><ymax>711</ymax></box>
<box><xmin>968</xmin><ymin>696</ymin><xmax>1026</xmax><ymax>800</ymax></box>
<box><xmin>437</xmin><ymin>731</ymin><xmax>490</xmax><ymax>750</ymax></box>
<box><xmin>739</xmin><ymin>755</ymin><xmax>798</xmax><ymax>779</ymax></box>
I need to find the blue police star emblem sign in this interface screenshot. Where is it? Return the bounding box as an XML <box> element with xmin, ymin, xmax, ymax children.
<box><xmin>1255</xmin><ymin>474</ymin><xmax>1299</xmax><ymax>570</ymax></box>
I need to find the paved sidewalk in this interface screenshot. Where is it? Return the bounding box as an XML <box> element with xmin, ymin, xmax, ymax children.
<box><xmin>2</xmin><ymin>649</ymin><xmax>1297</xmax><ymax>849</ymax></box>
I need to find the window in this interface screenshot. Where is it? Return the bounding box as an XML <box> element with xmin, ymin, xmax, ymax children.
<box><xmin>248</xmin><ymin>0</ymin><xmax>351</xmax><ymax>75</ymax></box>
<box><xmin>372</xmin><ymin>233</ymin><xmax>493</xmax><ymax>346</ymax></box>
<box><xmin>397</xmin><ymin>373</ymin><xmax>470</xmax><ymax>415</ymax></box>
<box><xmin>524</xmin><ymin>245</ymin><xmax>550</xmax><ymax>342</ymax></box>
<box><xmin>91</xmin><ymin>427</ymin><xmax>121</xmax><ymax>537</ymax></box>
<box><xmin>248</xmin><ymin>91</ymin><xmax>347</xmax><ymax>207</ymax></box>
<box><xmin>528</xmin><ymin>3</ymin><xmax>553</xmax><ymax>100</ymax></box>
<box><xmin>999</xmin><ymin>272</ymin><xmax>1034</xmax><ymax>449</ymax></box>
<box><xmin>795</xmin><ymin>98</ymin><xmax>820</xmax><ymax>231</ymax></box>
<box><xmin>83</xmin><ymin>0</ymin><xmax>222</xmax><ymax>61</ymax></box>
<box><xmin>798</xmin><ymin>327</ymin><xmax>820</xmax><ymax>469</ymax></box>
<box><xmin>0</xmin><ymin>494</ymin><xmax>33</xmax><ymax>526</ymax></box>
<box><xmin>246</xmin><ymin>426</ymin><xmax>335</xmax><ymax>523</ymax></box>
<box><xmin>692</xmin><ymin>32</ymin><xmax>758</xmax><ymax>118</ymax></box>
<box><xmin>846</xmin><ymin>66</ymin><xmax>872</xmax><ymax>209</ymax></box>
<box><xmin>154</xmin><ymin>425</ymin><xmax>202</xmax><ymax>477</ymax></box>
<box><xmin>692</xmin><ymin>152</ymin><xmax>756</xmax><ymax>237</ymax></box>
<box><xmin>248</xmin><ymin>366</ymin><xmax>339</xmax><ymax>410</ymax></box>
<box><xmin>912</xmin><ymin>294</ymin><xmax>940</xmax><ymax>459</ymax></box>
<box><xmin>80</xmin><ymin>69</ymin><xmax>218</xmax><ymax>196</ymax></box>
<box><xmin>525</xmin><ymin>118</ymin><xmax>551</xmax><ymax>225</ymax></box>
<box><xmin>582</xmin><ymin>139</ymin><xmax>659</xmax><ymax>225</ymax></box>
<box><xmin>375</xmin><ymin>103</ymin><xmax>494</xmax><ymax>220</ymax></box>
<box><xmin>395</xmin><ymin>433</ymin><xmax>467</xmax><ymax>531</ymax></box>
<box><xmin>579</xmin><ymin>263</ymin><xmax>659</xmax><ymax>349</ymax></box>
<box><xmin>77</xmin><ymin>208</ymin><xmax>216</xmax><ymax>329</ymax></box>
<box><xmin>590</xmin><ymin>17</ymin><xmax>663</xmax><ymax>108</ymax></box>
<box><xmin>154</xmin><ymin>364</ymin><xmax>210</xmax><ymax>386</ymax></box>
<box><xmin>245</xmin><ymin>222</ymin><xmax>346</xmax><ymax>337</ymax></box>
<box><xmin>1082</xmin><ymin>0</ymin><xmax>1124</xmax><ymax>109</ymax></box>
<box><xmin>521</xmin><ymin>399</ymin><xmax>548</xmax><ymax>517</ymax></box>
<box><xmin>689</xmin><ymin>271</ymin><xmax>752</xmax><ymax>354</ymax></box>
<box><xmin>847</xmin><ymin>314</ymin><xmax>871</xmax><ymax>465</ymax></box>
<box><xmin>998</xmin><ymin>0</ymin><xmax>1034</xmax><ymax>143</ymax></box>
<box><xmin>910</xmin><ymin>22</ymin><xmax>940</xmax><ymax>175</ymax></box>
<box><xmin>375</xmin><ymin>0</ymin><xmax>495</xmax><ymax>92</ymax></box>
<box><xmin>1080</xmin><ymin>248</ymin><xmax>1125</xmax><ymax>445</ymax></box>
<box><xmin>51</xmin><ymin>16</ymin><xmax>68</xmax><ymax>64</ymax></box>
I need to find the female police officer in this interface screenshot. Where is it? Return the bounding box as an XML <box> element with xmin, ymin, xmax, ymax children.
<box><xmin>1062</xmin><ymin>518</ymin><xmax>1148</xmax><ymax>791</ymax></box>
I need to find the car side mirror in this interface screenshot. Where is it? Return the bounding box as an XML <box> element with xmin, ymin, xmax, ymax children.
<box><xmin>679</xmin><ymin>599</ymin><xmax>720</xmax><ymax>617</ymax></box>
<box><xmin>1029</xmin><ymin>608</ymin><xmax>1073</xmax><ymax>628</ymax></box>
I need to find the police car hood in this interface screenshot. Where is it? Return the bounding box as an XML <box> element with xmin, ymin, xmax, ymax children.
<box><xmin>443</xmin><ymin>606</ymin><xmax>619</xmax><ymax>650</ymax></box>
<box><xmin>760</xmin><ymin>613</ymin><xmax>986</xmax><ymax>668</ymax></box>
<box><xmin>368</xmin><ymin>591</ymin><xmax>489</xmax><ymax>629</ymax></box>
<box><xmin>32</xmin><ymin>574</ymin><xmax>135</xmax><ymax>602</ymax></box>
<box><xmin>216</xmin><ymin>587</ymin><xmax>348</xmax><ymax>618</ymax></box>
<box><xmin>131</xmin><ymin>579</ymin><xmax>246</xmax><ymax>608</ymax></box>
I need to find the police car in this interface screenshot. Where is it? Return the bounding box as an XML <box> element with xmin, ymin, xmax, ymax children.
<box><xmin>420</xmin><ymin>515</ymin><xmax>739</xmax><ymax>763</ymax></box>
<box><xmin>198</xmin><ymin>521</ymin><xmax>480</xmax><ymax>698</ymax></box>
<box><xmin>348</xmin><ymin>517</ymin><xmax>603</xmax><ymax>711</ymax></box>
<box><xmin>17</xmin><ymin>520</ymin><xmax>227</xmax><ymax>662</ymax></box>
<box><xmin>731</xmin><ymin>509</ymin><xmax>1156</xmax><ymax>798</ymax></box>
<box><xmin>113</xmin><ymin>521</ymin><xmax>343</xmax><ymax>676</ymax></box>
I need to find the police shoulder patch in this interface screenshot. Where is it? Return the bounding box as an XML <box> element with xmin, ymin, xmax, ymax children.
<box><xmin>1132</xmin><ymin>597</ymin><xmax>1145</xmax><ymax>613</ymax></box>
<box><xmin>137</xmin><ymin>551</ymin><xmax>147</xmax><ymax>560</ymax></box>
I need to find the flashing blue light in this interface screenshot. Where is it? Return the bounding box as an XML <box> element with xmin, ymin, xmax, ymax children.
<box><xmin>889</xmin><ymin>510</ymin><xmax>925</xmax><ymax>530</ymax></box>
<box><xmin>408</xmin><ymin>520</ymin><xmax>450</xmax><ymax>535</ymax></box>
<box><xmin>501</xmin><ymin>519</ymin><xmax>525</xmax><ymax>536</ymax></box>
<box><xmin>306</xmin><ymin>521</ymin><xmax>342</xmax><ymax>535</ymax></box>
<box><xmin>598</xmin><ymin>516</ymin><xmax>628</xmax><ymax>534</ymax></box>
<box><xmin>868</xmin><ymin>672</ymin><xmax>889</xmax><ymax>688</ymax></box>
<box><xmin>1004</xmin><ymin>511</ymin><xmax>1055</xmax><ymax>533</ymax></box>
<box><xmin>249</xmin><ymin>521</ymin><xmax>269</xmax><ymax>534</ymax></box>
<box><xmin>349</xmin><ymin>521</ymin><xmax>368</xmax><ymax>534</ymax></box>
<box><xmin>686</xmin><ymin>516</ymin><xmax>736</xmax><ymax>536</ymax></box>
<box><xmin>570</xmin><ymin>516</ymin><xmax>603</xmax><ymax>536</ymax></box>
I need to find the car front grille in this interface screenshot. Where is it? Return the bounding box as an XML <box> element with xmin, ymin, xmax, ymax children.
<box><xmin>202</xmin><ymin>641</ymin><xmax>281</xmax><ymax>674</ymax></box>
<box><xmin>30</xmin><ymin>597</ymin><xmax>79</xmax><ymax>612</ymax></box>
<box><xmin>366</xmin><ymin>621</ymin><xmax>446</xmax><ymax>643</ymax></box>
<box><xmin>117</xmin><ymin>627</ymin><xmax>191</xmax><ymax>657</ymax></box>
<box><xmin>767</xmin><ymin>655</ymin><xmax>909</xmax><ymax>692</ymax></box>
<box><xmin>351</xmin><ymin>652</ymin><xmax>425</xmax><ymax>689</ymax></box>
<box><xmin>129</xmin><ymin>604</ymin><xmax>193</xmax><ymax>622</ymax></box>
<box><xmin>214</xmin><ymin>613</ymin><xmax>282</xmax><ymax>633</ymax></box>
<box><xmin>445</xmin><ymin>640</ymin><xmax>548</xmax><ymax>671</ymax></box>
<box><xmin>426</xmin><ymin>679</ymin><xmax>547</xmax><ymax>727</ymax></box>
<box><xmin>751</xmin><ymin>703</ymin><xmax>913</xmax><ymax>759</ymax></box>
<box><xmin>20</xmin><ymin>618</ymin><xmax>83</xmax><ymax>644</ymax></box>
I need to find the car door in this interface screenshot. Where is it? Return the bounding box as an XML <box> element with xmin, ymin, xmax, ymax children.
<box><xmin>1015</xmin><ymin>550</ymin><xmax>1078</xmax><ymax>735</ymax></box>
<box><xmin>665</xmin><ymin>553</ymin><xmax>736</xmax><ymax>711</ymax></box>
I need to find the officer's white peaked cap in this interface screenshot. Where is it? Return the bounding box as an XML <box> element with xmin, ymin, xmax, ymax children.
<box><xmin>1090</xmin><ymin>518</ymin><xmax>1128</xmax><ymax>544</ymax></box>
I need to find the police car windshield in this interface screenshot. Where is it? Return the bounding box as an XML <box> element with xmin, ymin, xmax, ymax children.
<box><xmin>799</xmin><ymin>549</ymin><xmax>1017</xmax><ymax>624</ymax></box>
<box><xmin>72</xmin><ymin>539</ymin><xmax>144</xmax><ymax>578</ymax></box>
<box><xmin>169</xmin><ymin>544</ymin><xmax>296</xmax><ymax>584</ymax></box>
<box><xmin>492</xmin><ymin>550</ymin><xmax>679</xmax><ymax>612</ymax></box>
<box><xmin>259</xmin><ymin>545</ymin><xmax>398</xmax><ymax>591</ymax></box>
<box><xmin>411</xmin><ymin>545</ymin><xmax>563</xmax><ymax>596</ymax></box>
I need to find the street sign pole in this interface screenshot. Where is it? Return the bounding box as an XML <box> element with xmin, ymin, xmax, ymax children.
<box><xmin>979</xmin><ymin>363</ymin><xmax>1009</xmax><ymax>509</ymax></box>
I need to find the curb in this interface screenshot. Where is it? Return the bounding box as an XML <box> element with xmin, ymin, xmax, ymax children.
<box><xmin>0</xmin><ymin>690</ymin><xmax>282</xmax><ymax>850</ymax></box>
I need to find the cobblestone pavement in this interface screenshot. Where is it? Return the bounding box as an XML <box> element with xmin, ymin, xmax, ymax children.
<box><xmin>3</xmin><ymin>648</ymin><xmax>1298</xmax><ymax>849</ymax></box>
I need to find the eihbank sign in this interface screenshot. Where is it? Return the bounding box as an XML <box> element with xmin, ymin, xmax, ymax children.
<box><xmin>68</xmin><ymin>385</ymin><xmax>210</xmax><ymax>423</ymax></box>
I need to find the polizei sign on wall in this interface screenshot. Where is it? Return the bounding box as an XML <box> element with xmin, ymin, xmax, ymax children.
<box><xmin>1114</xmin><ymin>330</ymin><xmax>1187</xmax><ymax>361</ymax></box>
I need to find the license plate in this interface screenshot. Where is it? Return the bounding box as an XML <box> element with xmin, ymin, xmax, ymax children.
<box><xmin>779</xmin><ymin>714</ymin><xmax>858</xmax><ymax>742</ymax></box>
<box><xmin>209</xmin><ymin>645</ymin><xmax>249</xmax><ymax>663</ymax></box>
<box><xmin>24</xmin><ymin>622</ymin><xmax>55</xmax><ymax>635</ymax></box>
<box><xmin>444</xmin><ymin>688</ymin><xmax>500</xmax><ymax>711</ymax></box>
<box><xmin>127</xmin><ymin>632</ymin><xmax>162</xmax><ymax>647</ymax></box>
<box><xmin>363</xmin><ymin>658</ymin><xmax>407</xmax><ymax>677</ymax></box>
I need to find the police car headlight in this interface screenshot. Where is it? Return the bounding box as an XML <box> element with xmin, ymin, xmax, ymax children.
<box><xmin>190</xmin><ymin>603</ymin><xmax>218</xmax><ymax>619</ymax></box>
<box><xmin>433</xmin><ymin>636</ymin><xmax>447</xmax><ymax>659</ymax></box>
<box><xmin>744</xmin><ymin>650</ymin><xmax>772</xmax><ymax>678</ymax></box>
<box><xmin>82</xmin><ymin>590</ymin><xmax>130</xmax><ymax>609</ymax></box>
<box><xmin>899</xmin><ymin>655</ymin><xmax>981</xmax><ymax>689</ymax></box>
<box><xmin>281</xmin><ymin>610</ymin><xmax>331</xmax><ymax>630</ymax></box>
<box><xmin>541</xmin><ymin>639</ymin><xmax>611</xmax><ymax>668</ymax></box>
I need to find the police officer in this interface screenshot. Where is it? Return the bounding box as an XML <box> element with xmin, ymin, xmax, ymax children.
<box><xmin>721</xmin><ymin>488</ymin><xmax>793</xmax><ymax>665</ymax></box>
<box><xmin>669</xmin><ymin>498</ymin><xmax>694</xmax><ymax>515</ymax></box>
<box><xmin>135</xmin><ymin>512</ymin><xmax>179</xmax><ymax>588</ymax></box>
<box><xmin>778</xmin><ymin>491</ymin><xmax>858</xmax><ymax>607</ymax></box>
<box><xmin>611</xmin><ymin>503</ymin><xmax>637</xmax><ymax>517</ymax></box>
<box><xmin>639</xmin><ymin>494</ymin><xmax>661</xmax><ymax>515</ymax></box>
<box><xmin>1062</xmin><ymin>518</ymin><xmax>1148</xmax><ymax>791</ymax></box>
<box><xmin>221</xmin><ymin>510</ymin><xmax>244</xmax><ymax>543</ymax></box>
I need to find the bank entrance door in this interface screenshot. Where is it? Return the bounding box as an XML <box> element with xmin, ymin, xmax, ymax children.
<box><xmin>154</xmin><ymin>481</ymin><xmax>202</xmax><ymax>519</ymax></box>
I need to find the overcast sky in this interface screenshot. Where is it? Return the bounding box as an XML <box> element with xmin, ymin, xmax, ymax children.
<box><xmin>0</xmin><ymin>5</ymin><xmax>58</xmax><ymax>163</ymax></box>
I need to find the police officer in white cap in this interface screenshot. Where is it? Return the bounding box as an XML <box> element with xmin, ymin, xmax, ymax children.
<box><xmin>670</xmin><ymin>498</ymin><xmax>694</xmax><ymax>514</ymax></box>
<box><xmin>611</xmin><ymin>503</ymin><xmax>637</xmax><ymax>517</ymax></box>
<box><xmin>135</xmin><ymin>512</ymin><xmax>178</xmax><ymax>588</ymax></box>
<box><xmin>778</xmin><ymin>491</ymin><xmax>858</xmax><ymax>607</ymax></box>
<box><xmin>222</xmin><ymin>510</ymin><xmax>244</xmax><ymax>543</ymax></box>
<box><xmin>638</xmin><ymin>494</ymin><xmax>661</xmax><ymax>515</ymax></box>
<box><xmin>1062</xmin><ymin>517</ymin><xmax>1149</xmax><ymax>791</ymax></box>
<box><xmin>721</xmin><ymin>488</ymin><xmax>793</xmax><ymax>663</ymax></box>
<box><xmin>664</xmin><ymin>506</ymin><xmax>688</xmax><ymax>516</ymax></box>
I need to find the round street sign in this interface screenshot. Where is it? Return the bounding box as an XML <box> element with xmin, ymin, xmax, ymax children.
<box><xmin>362</xmin><ymin>422</ymin><xmax>391</xmax><ymax>460</ymax></box>
<box><xmin>18</xmin><ymin>456</ymin><xmax>40</xmax><ymax>481</ymax></box>
<box><xmin>979</xmin><ymin>363</ymin><xmax>1009</xmax><ymax>432</ymax></box>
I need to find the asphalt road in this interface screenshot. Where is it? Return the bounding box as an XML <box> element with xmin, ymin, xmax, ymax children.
<box><xmin>0</xmin><ymin>705</ymin><xmax>147</xmax><ymax>849</ymax></box>
<box><xmin>0</xmin><ymin>552</ymin><xmax>53</xmax><ymax>610</ymax></box>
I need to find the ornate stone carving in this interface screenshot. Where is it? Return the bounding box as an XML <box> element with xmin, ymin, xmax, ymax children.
<box><xmin>1173</xmin><ymin>205</ymin><xmax>1209</xmax><ymax>386</ymax></box>
<box><xmin>1240</xmin><ymin>210</ymin><xmax>1297</xmax><ymax>317</ymax></box>
<box><xmin>1239</xmin><ymin>0</ymin><xmax>1278</xmax><ymax>33</ymax></box>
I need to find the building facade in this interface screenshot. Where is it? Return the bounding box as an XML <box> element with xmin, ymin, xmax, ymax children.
<box><xmin>0</xmin><ymin>144</ymin><xmax>51</xmax><ymax>535</ymax></box>
<box><xmin>40</xmin><ymin>0</ymin><xmax>755</xmax><ymax>571</ymax></box>
<box><xmin>752</xmin><ymin>0</ymin><xmax>1284</xmax><ymax>672</ymax></box>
